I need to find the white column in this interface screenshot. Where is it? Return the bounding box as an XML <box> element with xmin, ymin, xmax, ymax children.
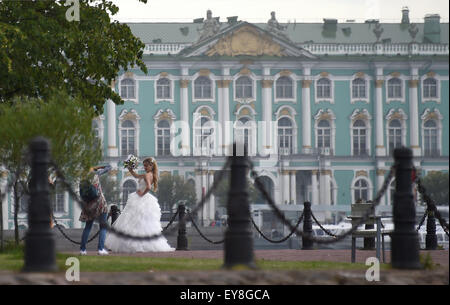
<box><xmin>319</xmin><ymin>170</ymin><xmax>331</xmax><ymax>205</ymax></box>
<box><xmin>301</xmin><ymin>79</ymin><xmax>312</xmax><ymax>153</ymax></box>
<box><xmin>261</xmin><ymin>69</ymin><xmax>273</xmax><ymax>151</ymax></box>
<box><xmin>376</xmin><ymin>169</ymin><xmax>387</xmax><ymax>206</ymax></box>
<box><xmin>281</xmin><ymin>170</ymin><xmax>290</xmax><ymax>204</ymax></box>
<box><xmin>195</xmin><ymin>169</ymin><xmax>203</xmax><ymax>224</ymax></box>
<box><xmin>375</xmin><ymin>67</ymin><xmax>385</xmax><ymax>157</ymax></box>
<box><xmin>1</xmin><ymin>170</ymin><xmax>8</xmax><ymax>230</ymax></box>
<box><xmin>409</xmin><ymin>67</ymin><xmax>421</xmax><ymax>156</ymax></box>
<box><xmin>107</xmin><ymin>99</ymin><xmax>118</xmax><ymax>157</ymax></box>
<box><xmin>311</xmin><ymin>170</ymin><xmax>319</xmax><ymax>205</ymax></box>
<box><xmin>208</xmin><ymin>171</ymin><xmax>215</xmax><ymax>221</ymax></box>
<box><xmin>180</xmin><ymin>79</ymin><xmax>190</xmax><ymax>156</ymax></box>
<box><xmin>290</xmin><ymin>171</ymin><xmax>296</xmax><ymax>204</ymax></box>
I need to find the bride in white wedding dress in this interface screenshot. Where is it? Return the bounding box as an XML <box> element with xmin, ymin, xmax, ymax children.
<box><xmin>105</xmin><ymin>157</ymin><xmax>175</xmax><ymax>253</ymax></box>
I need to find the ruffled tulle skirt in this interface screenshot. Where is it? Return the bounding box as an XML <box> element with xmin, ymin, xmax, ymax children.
<box><xmin>105</xmin><ymin>192</ymin><xmax>175</xmax><ymax>253</ymax></box>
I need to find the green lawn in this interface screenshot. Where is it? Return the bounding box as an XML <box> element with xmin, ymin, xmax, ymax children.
<box><xmin>0</xmin><ymin>243</ymin><xmax>387</xmax><ymax>273</ymax></box>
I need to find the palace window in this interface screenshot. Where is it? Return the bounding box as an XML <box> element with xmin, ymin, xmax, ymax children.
<box><xmin>120</xmin><ymin>120</ymin><xmax>136</xmax><ymax>156</ymax></box>
<box><xmin>352</xmin><ymin>78</ymin><xmax>366</xmax><ymax>99</ymax></box>
<box><xmin>317</xmin><ymin>78</ymin><xmax>331</xmax><ymax>99</ymax></box>
<box><xmin>317</xmin><ymin>120</ymin><xmax>331</xmax><ymax>149</ymax></box>
<box><xmin>278</xmin><ymin>117</ymin><xmax>293</xmax><ymax>155</ymax></box>
<box><xmin>352</xmin><ymin>120</ymin><xmax>367</xmax><ymax>156</ymax></box>
<box><xmin>194</xmin><ymin>76</ymin><xmax>212</xmax><ymax>99</ymax></box>
<box><xmin>388</xmin><ymin>78</ymin><xmax>402</xmax><ymax>99</ymax></box>
<box><xmin>388</xmin><ymin>119</ymin><xmax>402</xmax><ymax>155</ymax></box>
<box><xmin>354</xmin><ymin>179</ymin><xmax>369</xmax><ymax>202</ymax></box>
<box><xmin>423</xmin><ymin>78</ymin><xmax>438</xmax><ymax>99</ymax></box>
<box><xmin>53</xmin><ymin>184</ymin><xmax>66</xmax><ymax>213</ymax></box>
<box><xmin>157</xmin><ymin>78</ymin><xmax>171</xmax><ymax>99</ymax></box>
<box><xmin>120</xmin><ymin>78</ymin><xmax>136</xmax><ymax>99</ymax></box>
<box><xmin>122</xmin><ymin>180</ymin><xmax>137</xmax><ymax>207</ymax></box>
<box><xmin>194</xmin><ymin>117</ymin><xmax>214</xmax><ymax>155</ymax></box>
<box><xmin>236</xmin><ymin>76</ymin><xmax>253</xmax><ymax>99</ymax></box>
<box><xmin>423</xmin><ymin>120</ymin><xmax>439</xmax><ymax>157</ymax></box>
<box><xmin>276</xmin><ymin>76</ymin><xmax>293</xmax><ymax>99</ymax></box>
<box><xmin>157</xmin><ymin>120</ymin><xmax>171</xmax><ymax>156</ymax></box>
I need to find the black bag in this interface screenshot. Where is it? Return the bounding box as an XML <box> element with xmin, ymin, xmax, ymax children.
<box><xmin>79</xmin><ymin>180</ymin><xmax>99</xmax><ymax>203</ymax></box>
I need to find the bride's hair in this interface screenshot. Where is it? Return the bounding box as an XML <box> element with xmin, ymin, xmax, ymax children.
<box><xmin>143</xmin><ymin>157</ymin><xmax>158</xmax><ymax>192</ymax></box>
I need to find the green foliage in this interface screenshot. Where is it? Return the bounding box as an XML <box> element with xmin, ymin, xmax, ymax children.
<box><xmin>421</xmin><ymin>171</ymin><xmax>449</xmax><ymax>205</ymax></box>
<box><xmin>420</xmin><ymin>253</ymin><xmax>436</xmax><ymax>270</ymax></box>
<box><xmin>212</xmin><ymin>171</ymin><xmax>259</xmax><ymax>207</ymax></box>
<box><xmin>100</xmin><ymin>173</ymin><xmax>121</xmax><ymax>207</ymax></box>
<box><xmin>0</xmin><ymin>93</ymin><xmax>102</xmax><ymax>181</ymax></box>
<box><xmin>156</xmin><ymin>174</ymin><xmax>197</xmax><ymax>211</ymax></box>
<box><xmin>0</xmin><ymin>0</ymin><xmax>148</xmax><ymax>113</ymax></box>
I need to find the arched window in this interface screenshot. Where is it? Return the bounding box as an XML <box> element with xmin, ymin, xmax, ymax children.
<box><xmin>194</xmin><ymin>117</ymin><xmax>214</xmax><ymax>155</ymax></box>
<box><xmin>157</xmin><ymin>78</ymin><xmax>171</xmax><ymax>99</ymax></box>
<box><xmin>157</xmin><ymin>120</ymin><xmax>171</xmax><ymax>156</ymax></box>
<box><xmin>278</xmin><ymin>117</ymin><xmax>293</xmax><ymax>155</ymax></box>
<box><xmin>122</xmin><ymin>180</ymin><xmax>137</xmax><ymax>207</ymax></box>
<box><xmin>354</xmin><ymin>179</ymin><xmax>369</xmax><ymax>202</ymax></box>
<box><xmin>194</xmin><ymin>76</ymin><xmax>212</xmax><ymax>99</ymax></box>
<box><xmin>18</xmin><ymin>183</ymin><xmax>29</xmax><ymax>214</ymax></box>
<box><xmin>423</xmin><ymin>78</ymin><xmax>437</xmax><ymax>98</ymax></box>
<box><xmin>52</xmin><ymin>182</ymin><xmax>65</xmax><ymax>213</ymax></box>
<box><xmin>236</xmin><ymin>76</ymin><xmax>253</xmax><ymax>99</ymax></box>
<box><xmin>235</xmin><ymin>117</ymin><xmax>253</xmax><ymax>155</ymax></box>
<box><xmin>352</xmin><ymin>120</ymin><xmax>367</xmax><ymax>156</ymax></box>
<box><xmin>317</xmin><ymin>78</ymin><xmax>331</xmax><ymax>98</ymax></box>
<box><xmin>121</xmin><ymin>120</ymin><xmax>136</xmax><ymax>156</ymax></box>
<box><xmin>120</xmin><ymin>79</ymin><xmax>135</xmax><ymax>99</ymax></box>
<box><xmin>423</xmin><ymin>120</ymin><xmax>438</xmax><ymax>156</ymax></box>
<box><xmin>317</xmin><ymin>120</ymin><xmax>331</xmax><ymax>149</ymax></box>
<box><xmin>388</xmin><ymin>78</ymin><xmax>402</xmax><ymax>98</ymax></box>
<box><xmin>388</xmin><ymin>119</ymin><xmax>402</xmax><ymax>155</ymax></box>
<box><xmin>276</xmin><ymin>76</ymin><xmax>293</xmax><ymax>99</ymax></box>
<box><xmin>352</xmin><ymin>78</ymin><xmax>366</xmax><ymax>99</ymax></box>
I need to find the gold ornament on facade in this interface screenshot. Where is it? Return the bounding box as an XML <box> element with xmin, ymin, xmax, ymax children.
<box><xmin>160</xmin><ymin>72</ymin><xmax>169</xmax><ymax>77</ymax></box>
<box><xmin>426</xmin><ymin>71</ymin><xmax>436</xmax><ymax>78</ymax></box>
<box><xmin>199</xmin><ymin>69</ymin><xmax>210</xmax><ymax>76</ymax></box>
<box><xmin>180</xmin><ymin>79</ymin><xmax>190</xmax><ymax>88</ymax></box>
<box><xmin>409</xmin><ymin>79</ymin><xmax>419</xmax><ymax>88</ymax></box>
<box><xmin>280</xmin><ymin>70</ymin><xmax>292</xmax><ymax>77</ymax></box>
<box><xmin>125</xmin><ymin>71</ymin><xmax>134</xmax><ymax>78</ymax></box>
<box><xmin>425</xmin><ymin>112</ymin><xmax>439</xmax><ymax>121</ymax></box>
<box><xmin>123</xmin><ymin>112</ymin><xmax>137</xmax><ymax>121</ymax></box>
<box><xmin>320</xmin><ymin>170</ymin><xmax>332</xmax><ymax>176</ymax></box>
<box><xmin>302</xmin><ymin>80</ymin><xmax>312</xmax><ymax>88</ymax></box>
<box><xmin>320</xmin><ymin>72</ymin><xmax>329</xmax><ymax>77</ymax></box>
<box><xmin>261</xmin><ymin>79</ymin><xmax>274</xmax><ymax>88</ymax></box>
<box><xmin>390</xmin><ymin>111</ymin><xmax>403</xmax><ymax>120</ymax></box>
<box><xmin>205</xmin><ymin>25</ymin><xmax>286</xmax><ymax>57</ymax></box>
<box><xmin>240</xmin><ymin>108</ymin><xmax>250</xmax><ymax>116</ymax></box>
<box><xmin>375</xmin><ymin>79</ymin><xmax>384</xmax><ymax>88</ymax></box>
<box><xmin>390</xmin><ymin>72</ymin><xmax>401</xmax><ymax>77</ymax></box>
<box><xmin>200</xmin><ymin>108</ymin><xmax>210</xmax><ymax>116</ymax></box>
<box><xmin>239</xmin><ymin>59</ymin><xmax>254</xmax><ymax>66</ymax></box>
<box><xmin>376</xmin><ymin>169</ymin><xmax>386</xmax><ymax>176</ymax></box>
<box><xmin>311</xmin><ymin>170</ymin><xmax>318</xmax><ymax>175</ymax></box>
<box><xmin>280</xmin><ymin>109</ymin><xmax>290</xmax><ymax>116</ymax></box>
<box><xmin>356</xmin><ymin>72</ymin><xmax>365</xmax><ymax>78</ymax></box>
<box><xmin>353</xmin><ymin>113</ymin><xmax>367</xmax><ymax>122</ymax></box>
<box><xmin>356</xmin><ymin>170</ymin><xmax>368</xmax><ymax>177</ymax></box>
<box><xmin>239</xmin><ymin>67</ymin><xmax>251</xmax><ymax>75</ymax></box>
<box><xmin>216</xmin><ymin>80</ymin><xmax>231</xmax><ymax>88</ymax></box>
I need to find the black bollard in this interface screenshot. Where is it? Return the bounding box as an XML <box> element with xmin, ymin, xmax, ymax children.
<box><xmin>425</xmin><ymin>209</ymin><xmax>438</xmax><ymax>250</ymax></box>
<box><xmin>23</xmin><ymin>137</ymin><xmax>57</xmax><ymax>272</ymax></box>
<box><xmin>391</xmin><ymin>147</ymin><xmax>421</xmax><ymax>269</ymax></box>
<box><xmin>223</xmin><ymin>143</ymin><xmax>256</xmax><ymax>269</ymax></box>
<box><xmin>302</xmin><ymin>202</ymin><xmax>314</xmax><ymax>250</ymax></box>
<box><xmin>176</xmin><ymin>204</ymin><xmax>189</xmax><ymax>250</ymax></box>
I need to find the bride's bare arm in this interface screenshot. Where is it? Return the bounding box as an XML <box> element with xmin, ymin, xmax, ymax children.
<box><xmin>128</xmin><ymin>168</ymin><xmax>145</xmax><ymax>179</ymax></box>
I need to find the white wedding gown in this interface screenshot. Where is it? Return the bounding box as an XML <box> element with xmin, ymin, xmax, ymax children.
<box><xmin>105</xmin><ymin>179</ymin><xmax>175</xmax><ymax>253</ymax></box>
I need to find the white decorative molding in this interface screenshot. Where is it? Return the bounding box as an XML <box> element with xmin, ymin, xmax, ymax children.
<box><xmin>420</xmin><ymin>72</ymin><xmax>441</xmax><ymax>104</ymax></box>
<box><xmin>385</xmin><ymin>108</ymin><xmax>408</xmax><ymax>154</ymax></box>
<box><xmin>314</xmin><ymin>109</ymin><xmax>336</xmax><ymax>155</ymax></box>
<box><xmin>118</xmin><ymin>73</ymin><xmax>138</xmax><ymax>104</ymax></box>
<box><xmin>273</xmin><ymin>72</ymin><xmax>297</xmax><ymax>104</ymax></box>
<box><xmin>350</xmin><ymin>72</ymin><xmax>370</xmax><ymax>104</ymax></box>
<box><xmin>118</xmin><ymin>109</ymin><xmax>141</xmax><ymax>157</ymax></box>
<box><xmin>349</xmin><ymin>109</ymin><xmax>372</xmax><ymax>156</ymax></box>
<box><xmin>155</xmin><ymin>72</ymin><xmax>175</xmax><ymax>104</ymax></box>
<box><xmin>385</xmin><ymin>73</ymin><xmax>407</xmax><ymax>104</ymax></box>
<box><xmin>233</xmin><ymin>71</ymin><xmax>257</xmax><ymax>105</ymax></box>
<box><xmin>192</xmin><ymin>72</ymin><xmax>216</xmax><ymax>103</ymax></box>
<box><xmin>314</xmin><ymin>73</ymin><xmax>334</xmax><ymax>104</ymax></box>
<box><xmin>144</xmin><ymin>43</ymin><xmax>192</xmax><ymax>55</ymax></box>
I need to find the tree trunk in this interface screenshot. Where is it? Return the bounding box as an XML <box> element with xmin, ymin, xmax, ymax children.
<box><xmin>13</xmin><ymin>182</ymin><xmax>19</xmax><ymax>245</ymax></box>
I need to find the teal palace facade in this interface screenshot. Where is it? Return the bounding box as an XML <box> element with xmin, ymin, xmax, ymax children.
<box><xmin>3</xmin><ymin>8</ymin><xmax>449</xmax><ymax>228</ymax></box>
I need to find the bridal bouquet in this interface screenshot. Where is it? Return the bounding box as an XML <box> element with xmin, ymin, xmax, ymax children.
<box><xmin>124</xmin><ymin>154</ymin><xmax>139</xmax><ymax>170</ymax></box>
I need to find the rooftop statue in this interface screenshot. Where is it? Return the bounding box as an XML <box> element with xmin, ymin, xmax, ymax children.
<box><xmin>197</xmin><ymin>10</ymin><xmax>221</xmax><ymax>42</ymax></box>
<box><xmin>266</xmin><ymin>11</ymin><xmax>290</xmax><ymax>41</ymax></box>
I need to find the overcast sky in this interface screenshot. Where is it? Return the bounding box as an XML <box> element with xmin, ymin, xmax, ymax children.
<box><xmin>110</xmin><ymin>0</ymin><xmax>449</xmax><ymax>23</ymax></box>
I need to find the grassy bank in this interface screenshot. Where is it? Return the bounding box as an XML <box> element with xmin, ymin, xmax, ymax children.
<box><xmin>0</xmin><ymin>242</ymin><xmax>384</xmax><ymax>272</ymax></box>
